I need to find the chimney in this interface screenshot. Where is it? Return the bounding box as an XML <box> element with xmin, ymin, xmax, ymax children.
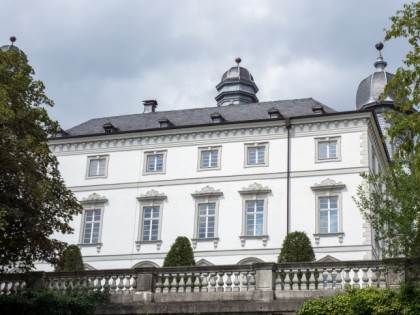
<box><xmin>143</xmin><ymin>100</ymin><xmax>158</xmax><ymax>113</ymax></box>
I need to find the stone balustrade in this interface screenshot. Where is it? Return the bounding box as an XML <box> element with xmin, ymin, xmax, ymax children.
<box><xmin>0</xmin><ymin>260</ymin><xmax>406</xmax><ymax>298</ymax></box>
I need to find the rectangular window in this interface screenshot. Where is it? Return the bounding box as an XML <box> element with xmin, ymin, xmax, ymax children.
<box><xmin>245</xmin><ymin>143</ymin><xmax>268</xmax><ymax>167</ymax></box>
<box><xmin>319</xmin><ymin>196</ymin><xmax>339</xmax><ymax>233</ymax></box>
<box><xmin>245</xmin><ymin>200</ymin><xmax>264</xmax><ymax>236</ymax></box>
<box><xmin>83</xmin><ymin>209</ymin><xmax>101</xmax><ymax>244</ymax></box>
<box><xmin>315</xmin><ymin>137</ymin><xmax>341</xmax><ymax>162</ymax></box>
<box><xmin>141</xmin><ymin>206</ymin><xmax>160</xmax><ymax>241</ymax></box>
<box><xmin>201</xmin><ymin>150</ymin><xmax>218</xmax><ymax>168</ymax></box>
<box><xmin>86</xmin><ymin>156</ymin><xmax>109</xmax><ymax>178</ymax></box>
<box><xmin>318</xmin><ymin>141</ymin><xmax>337</xmax><ymax>160</ymax></box>
<box><xmin>197</xmin><ymin>203</ymin><xmax>216</xmax><ymax>238</ymax></box>
<box><xmin>143</xmin><ymin>151</ymin><xmax>167</xmax><ymax>174</ymax></box>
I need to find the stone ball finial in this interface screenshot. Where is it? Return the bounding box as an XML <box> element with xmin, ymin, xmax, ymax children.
<box><xmin>10</xmin><ymin>36</ymin><xmax>16</xmax><ymax>44</ymax></box>
<box><xmin>375</xmin><ymin>42</ymin><xmax>384</xmax><ymax>51</ymax></box>
<box><xmin>235</xmin><ymin>57</ymin><xmax>241</xmax><ymax>65</ymax></box>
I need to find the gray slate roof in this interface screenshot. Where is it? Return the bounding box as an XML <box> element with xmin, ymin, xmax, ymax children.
<box><xmin>356</xmin><ymin>71</ymin><xmax>394</xmax><ymax>109</ymax></box>
<box><xmin>64</xmin><ymin>98</ymin><xmax>336</xmax><ymax>137</ymax></box>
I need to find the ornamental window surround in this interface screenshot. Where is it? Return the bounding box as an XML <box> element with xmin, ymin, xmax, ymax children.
<box><xmin>198</xmin><ymin>146</ymin><xmax>222</xmax><ymax>171</ymax></box>
<box><xmin>86</xmin><ymin>155</ymin><xmax>109</xmax><ymax>179</ymax></box>
<box><xmin>238</xmin><ymin>182</ymin><xmax>271</xmax><ymax>247</ymax></box>
<box><xmin>143</xmin><ymin>151</ymin><xmax>167</xmax><ymax>174</ymax></box>
<box><xmin>315</xmin><ymin>137</ymin><xmax>341</xmax><ymax>162</ymax></box>
<box><xmin>311</xmin><ymin>178</ymin><xmax>346</xmax><ymax>245</ymax></box>
<box><xmin>244</xmin><ymin>142</ymin><xmax>269</xmax><ymax>167</ymax></box>
<box><xmin>78</xmin><ymin>193</ymin><xmax>108</xmax><ymax>253</ymax></box>
<box><xmin>191</xmin><ymin>186</ymin><xmax>223</xmax><ymax>249</ymax></box>
<box><xmin>136</xmin><ymin>190</ymin><xmax>167</xmax><ymax>251</ymax></box>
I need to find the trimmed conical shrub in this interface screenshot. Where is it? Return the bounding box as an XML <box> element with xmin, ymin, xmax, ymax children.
<box><xmin>163</xmin><ymin>236</ymin><xmax>195</xmax><ymax>267</ymax></box>
<box><xmin>278</xmin><ymin>231</ymin><xmax>315</xmax><ymax>263</ymax></box>
<box><xmin>55</xmin><ymin>245</ymin><xmax>85</xmax><ymax>272</ymax></box>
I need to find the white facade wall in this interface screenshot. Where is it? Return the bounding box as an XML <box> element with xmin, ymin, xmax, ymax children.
<box><xmin>38</xmin><ymin>113</ymin><xmax>388</xmax><ymax>271</ymax></box>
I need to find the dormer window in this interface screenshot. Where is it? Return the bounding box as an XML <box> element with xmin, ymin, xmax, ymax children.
<box><xmin>210</xmin><ymin>112</ymin><xmax>224</xmax><ymax>124</ymax></box>
<box><xmin>158</xmin><ymin>117</ymin><xmax>172</xmax><ymax>128</ymax></box>
<box><xmin>103</xmin><ymin>122</ymin><xmax>117</xmax><ymax>134</ymax></box>
<box><xmin>312</xmin><ymin>104</ymin><xmax>325</xmax><ymax>115</ymax></box>
<box><xmin>267</xmin><ymin>108</ymin><xmax>282</xmax><ymax>119</ymax></box>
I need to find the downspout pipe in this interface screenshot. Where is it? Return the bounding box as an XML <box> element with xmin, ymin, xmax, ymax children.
<box><xmin>285</xmin><ymin>117</ymin><xmax>292</xmax><ymax>235</ymax></box>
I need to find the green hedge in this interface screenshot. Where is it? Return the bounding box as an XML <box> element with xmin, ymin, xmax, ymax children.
<box><xmin>278</xmin><ymin>231</ymin><xmax>315</xmax><ymax>263</ymax></box>
<box><xmin>0</xmin><ymin>290</ymin><xmax>110</xmax><ymax>315</ymax></box>
<box><xmin>163</xmin><ymin>236</ymin><xmax>195</xmax><ymax>267</ymax></box>
<box><xmin>299</xmin><ymin>283</ymin><xmax>420</xmax><ymax>315</ymax></box>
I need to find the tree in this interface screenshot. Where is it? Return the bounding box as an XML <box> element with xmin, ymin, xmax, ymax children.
<box><xmin>55</xmin><ymin>245</ymin><xmax>85</xmax><ymax>272</ymax></box>
<box><xmin>0</xmin><ymin>44</ymin><xmax>82</xmax><ymax>272</ymax></box>
<box><xmin>354</xmin><ymin>2</ymin><xmax>419</xmax><ymax>259</ymax></box>
<box><xmin>163</xmin><ymin>236</ymin><xmax>195</xmax><ymax>267</ymax></box>
<box><xmin>278</xmin><ymin>231</ymin><xmax>315</xmax><ymax>263</ymax></box>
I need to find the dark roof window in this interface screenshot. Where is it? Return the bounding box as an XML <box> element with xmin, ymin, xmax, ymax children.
<box><xmin>103</xmin><ymin>122</ymin><xmax>118</xmax><ymax>133</ymax></box>
<box><xmin>267</xmin><ymin>107</ymin><xmax>282</xmax><ymax>119</ymax></box>
<box><xmin>210</xmin><ymin>112</ymin><xmax>225</xmax><ymax>123</ymax></box>
<box><xmin>158</xmin><ymin>117</ymin><xmax>172</xmax><ymax>128</ymax></box>
<box><xmin>312</xmin><ymin>104</ymin><xmax>325</xmax><ymax>115</ymax></box>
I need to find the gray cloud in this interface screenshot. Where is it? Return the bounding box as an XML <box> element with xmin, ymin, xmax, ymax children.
<box><xmin>1</xmin><ymin>0</ymin><xmax>410</xmax><ymax>129</ymax></box>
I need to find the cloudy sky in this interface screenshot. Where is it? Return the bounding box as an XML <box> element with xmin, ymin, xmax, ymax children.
<box><xmin>1</xmin><ymin>0</ymin><xmax>411</xmax><ymax>129</ymax></box>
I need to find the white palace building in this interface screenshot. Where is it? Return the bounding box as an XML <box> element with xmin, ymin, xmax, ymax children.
<box><xmin>37</xmin><ymin>44</ymin><xmax>396</xmax><ymax>270</ymax></box>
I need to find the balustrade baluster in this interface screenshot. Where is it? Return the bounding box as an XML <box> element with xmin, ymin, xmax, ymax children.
<box><xmin>292</xmin><ymin>270</ymin><xmax>299</xmax><ymax>290</ymax></box>
<box><xmin>15</xmin><ymin>280</ymin><xmax>24</xmax><ymax>293</ymax></box>
<box><xmin>117</xmin><ymin>275</ymin><xmax>125</xmax><ymax>294</ymax></box>
<box><xmin>9</xmin><ymin>281</ymin><xmax>16</xmax><ymax>295</ymax></box>
<box><xmin>217</xmin><ymin>271</ymin><xmax>225</xmax><ymax>292</ymax></box>
<box><xmin>81</xmin><ymin>277</ymin><xmax>88</xmax><ymax>290</ymax></box>
<box><xmin>110</xmin><ymin>276</ymin><xmax>117</xmax><ymax>294</ymax></box>
<box><xmin>193</xmin><ymin>273</ymin><xmax>201</xmax><ymax>292</ymax></box>
<box><xmin>275</xmin><ymin>270</ymin><xmax>282</xmax><ymax>290</ymax></box>
<box><xmin>178</xmin><ymin>273</ymin><xmax>186</xmax><ymax>293</ymax></box>
<box><xmin>163</xmin><ymin>274</ymin><xmax>170</xmax><ymax>293</ymax></box>
<box><xmin>132</xmin><ymin>275</ymin><xmax>137</xmax><ymax>292</ymax></box>
<box><xmin>209</xmin><ymin>272</ymin><xmax>216</xmax><ymax>292</ymax></box>
<box><xmin>343</xmin><ymin>268</ymin><xmax>351</xmax><ymax>289</ymax></box>
<box><xmin>362</xmin><ymin>268</ymin><xmax>369</xmax><ymax>288</ymax></box>
<box><xmin>335</xmin><ymin>268</ymin><xmax>343</xmax><ymax>289</ymax></box>
<box><xmin>103</xmin><ymin>276</ymin><xmax>110</xmax><ymax>292</ymax></box>
<box><xmin>308</xmin><ymin>269</ymin><xmax>316</xmax><ymax>290</ymax></box>
<box><xmin>316</xmin><ymin>268</ymin><xmax>324</xmax><ymax>290</ymax></box>
<box><xmin>73</xmin><ymin>277</ymin><xmax>80</xmax><ymax>291</ymax></box>
<box><xmin>248</xmin><ymin>271</ymin><xmax>256</xmax><ymax>291</ymax></box>
<box><xmin>284</xmin><ymin>269</ymin><xmax>292</xmax><ymax>291</ymax></box>
<box><xmin>170</xmin><ymin>273</ymin><xmax>178</xmax><ymax>293</ymax></box>
<box><xmin>185</xmin><ymin>273</ymin><xmax>193</xmax><ymax>293</ymax></box>
<box><xmin>201</xmin><ymin>272</ymin><xmax>208</xmax><ymax>293</ymax></box>
<box><xmin>301</xmin><ymin>269</ymin><xmax>308</xmax><ymax>290</ymax></box>
<box><xmin>89</xmin><ymin>276</ymin><xmax>96</xmax><ymax>291</ymax></box>
<box><xmin>1</xmin><ymin>281</ymin><xmax>9</xmax><ymax>295</ymax></box>
<box><xmin>124</xmin><ymin>275</ymin><xmax>131</xmax><ymax>293</ymax></box>
<box><xmin>326</xmin><ymin>268</ymin><xmax>333</xmax><ymax>289</ymax></box>
<box><xmin>352</xmin><ymin>268</ymin><xmax>360</xmax><ymax>288</ymax></box>
<box><xmin>155</xmin><ymin>275</ymin><xmax>163</xmax><ymax>293</ymax></box>
<box><xmin>59</xmin><ymin>277</ymin><xmax>67</xmax><ymax>292</ymax></box>
<box><xmin>225</xmin><ymin>271</ymin><xmax>233</xmax><ymax>292</ymax></box>
<box><xmin>66</xmin><ymin>277</ymin><xmax>74</xmax><ymax>292</ymax></box>
<box><xmin>95</xmin><ymin>276</ymin><xmax>102</xmax><ymax>291</ymax></box>
<box><xmin>232</xmin><ymin>272</ymin><xmax>240</xmax><ymax>292</ymax></box>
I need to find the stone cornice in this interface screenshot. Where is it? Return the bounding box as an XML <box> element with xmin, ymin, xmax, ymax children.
<box><xmin>191</xmin><ymin>186</ymin><xmax>223</xmax><ymax>198</ymax></box>
<box><xmin>137</xmin><ymin>190</ymin><xmax>167</xmax><ymax>202</ymax></box>
<box><xmin>311</xmin><ymin>178</ymin><xmax>346</xmax><ymax>191</ymax></box>
<box><xmin>239</xmin><ymin>182</ymin><xmax>271</xmax><ymax>195</ymax></box>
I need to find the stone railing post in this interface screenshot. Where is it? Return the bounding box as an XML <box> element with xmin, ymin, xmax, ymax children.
<box><xmin>134</xmin><ymin>267</ymin><xmax>157</xmax><ymax>303</ymax></box>
<box><xmin>253</xmin><ymin>263</ymin><xmax>276</xmax><ymax>301</ymax></box>
<box><xmin>26</xmin><ymin>271</ymin><xmax>47</xmax><ymax>291</ymax></box>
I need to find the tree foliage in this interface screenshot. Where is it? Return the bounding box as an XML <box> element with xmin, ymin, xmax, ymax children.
<box><xmin>55</xmin><ymin>245</ymin><xmax>85</xmax><ymax>272</ymax></box>
<box><xmin>0</xmin><ymin>48</ymin><xmax>82</xmax><ymax>272</ymax></box>
<box><xmin>278</xmin><ymin>231</ymin><xmax>315</xmax><ymax>263</ymax></box>
<box><xmin>163</xmin><ymin>236</ymin><xmax>195</xmax><ymax>267</ymax></box>
<box><xmin>354</xmin><ymin>2</ymin><xmax>420</xmax><ymax>260</ymax></box>
<box><xmin>299</xmin><ymin>285</ymin><xmax>420</xmax><ymax>315</ymax></box>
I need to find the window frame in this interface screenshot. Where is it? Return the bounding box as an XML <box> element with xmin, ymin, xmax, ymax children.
<box><xmin>85</xmin><ymin>155</ymin><xmax>110</xmax><ymax>179</ymax></box>
<box><xmin>238</xmin><ymin>183</ymin><xmax>271</xmax><ymax>247</ymax></box>
<box><xmin>143</xmin><ymin>151</ymin><xmax>167</xmax><ymax>175</ymax></box>
<box><xmin>191</xmin><ymin>186</ymin><xmax>223</xmax><ymax>249</ymax></box>
<box><xmin>311</xmin><ymin>179</ymin><xmax>345</xmax><ymax>245</ymax></box>
<box><xmin>315</xmin><ymin>137</ymin><xmax>341</xmax><ymax>163</ymax></box>
<box><xmin>136</xmin><ymin>190</ymin><xmax>167</xmax><ymax>250</ymax></box>
<box><xmin>197</xmin><ymin>146</ymin><xmax>222</xmax><ymax>171</ymax></box>
<box><xmin>244</xmin><ymin>142</ymin><xmax>269</xmax><ymax>167</ymax></box>
<box><xmin>78</xmin><ymin>193</ymin><xmax>108</xmax><ymax>253</ymax></box>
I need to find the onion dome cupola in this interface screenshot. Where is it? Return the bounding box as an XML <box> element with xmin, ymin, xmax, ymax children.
<box><xmin>1</xmin><ymin>36</ymin><xmax>23</xmax><ymax>54</ymax></box>
<box><xmin>215</xmin><ymin>57</ymin><xmax>259</xmax><ymax>106</ymax></box>
<box><xmin>356</xmin><ymin>42</ymin><xmax>394</xmax><ymax>110</ymax></box>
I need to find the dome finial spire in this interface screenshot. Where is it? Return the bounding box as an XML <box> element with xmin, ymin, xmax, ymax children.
<box><xmin>235</xmin><ymin>57</ymin><xmax>241</xmax><ymax>65</ymax></box>
<box><xmin>374</xmin><ymin>42</ymin><xmax>387</xmax><ymax>71</ymax></box>
<box><xmin>10</xmin><ymin>36</ymin><xmax>16</xmax><ymax>46</ymax></box>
